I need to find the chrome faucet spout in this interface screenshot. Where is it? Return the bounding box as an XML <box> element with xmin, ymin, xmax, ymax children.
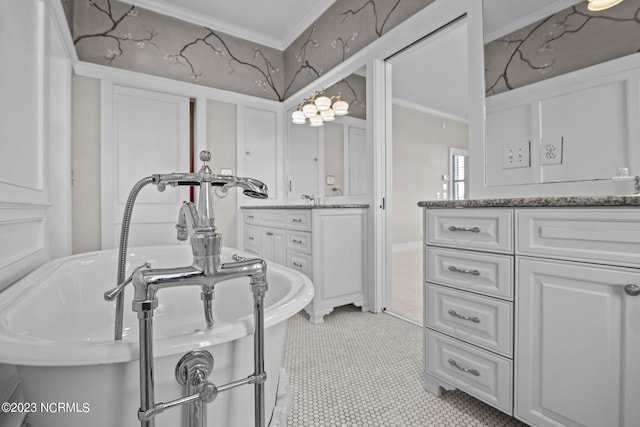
<box><xmin>177</xmin><ymin>202</ymin><xmax>199</xmax><ymax>240</ymax></box>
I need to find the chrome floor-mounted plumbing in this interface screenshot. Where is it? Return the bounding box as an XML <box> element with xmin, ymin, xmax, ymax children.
<box><xmin>104</xmin><ymin>151</ymin><xmax>269</xmax><ymax>427</ymax></box>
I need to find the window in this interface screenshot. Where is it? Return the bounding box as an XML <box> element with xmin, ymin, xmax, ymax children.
<box><xmin>449</xmin><ymin>148</ymin><xmax>469</xmax><ymax>200</ymax></box>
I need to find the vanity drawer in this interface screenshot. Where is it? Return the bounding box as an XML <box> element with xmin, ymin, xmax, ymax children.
<box><xmin>259</xmin><ymin>210</ymin><xmax>287</xmax><ymax>228</ymax></box>
<box><xmin>287</xmin><ymin>251</ymin><xmax>312</xmax><ymax>277</ymax></box>
<box><xmin>517</xmin><ymin>208</ymin><xmax>640</xmax><ymax>268</ymax></box>
<box><xmin>244</xmin><ymin>210</ymin><xmax>259</xmax><ymax>225</ymax></box>
<box><xmin>245</xmin><ymin>225</ymin><xmax>259</xmax><ymax>253</ymax></box>
<box><xmin>287</xmin><ymin>211</ymin><xmax>312</xmax><ymax>231</ymax></box>
<box><xmin>427</xmin><ymin>209</ymin><xmax>513</xmax><ymax>254</ymax></box>
<box><xmin>427</xmin><ymin>247</ymin><xmax>513</xmax><ymax>300</ymax></box>
<box><xmin>426</xmin><ymin>330</ymin><xmax>512</xmax><ymax>414</ymax></box>
<box><xmin>287</xmin><ymin>230</ymin><xmax>312</xmax><ymax>254</ymax></box>
<box><xmin>426</xmin><ymin>284</ymin><xmax>513</xmax><ymax>357</ymax></box>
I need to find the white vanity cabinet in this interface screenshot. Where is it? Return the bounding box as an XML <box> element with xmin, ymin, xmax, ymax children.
<box><xmin>515</xmin><ymin>208</ymin><xmax>640</xmax><ymax>427</ymax></box>
<box><xmin>423</xmin><ymin>208</ymin><xmax>515</xmax><ymax>414</ymax></box>
<box><xmin>423</xmin><ymin>204</ymin><xmax>640</xmax><ymax>427</ymax></box>
<box><xmin>242</xmin><ymin>207</ymin><xmax>368</xmax><ymax>323</ymax></box>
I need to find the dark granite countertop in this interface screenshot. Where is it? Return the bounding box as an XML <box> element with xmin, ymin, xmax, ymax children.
<box><xmin>417</xmin><ymin>194</ymin><xmax>640</xmax><ymax>208</ymax></box>
<box><xmin>242</xmin><ymin>204</ymin><xmax>369</xmax><ymax>209</ymax></box>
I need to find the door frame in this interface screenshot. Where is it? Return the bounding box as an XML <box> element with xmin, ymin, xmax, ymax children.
<box><xmin>371</xmin><ymin>0</ymin><xmax>485</xmax><ymax>313</ymax></box>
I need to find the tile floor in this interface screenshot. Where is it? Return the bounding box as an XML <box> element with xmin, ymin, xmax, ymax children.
<box><xmin>284</xmin><ymin>305</ymin><xmax>527</xmax><ymax>427</ymax></box>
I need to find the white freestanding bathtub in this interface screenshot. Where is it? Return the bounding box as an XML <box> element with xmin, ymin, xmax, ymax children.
<box><xmin>0</xmin><ymin>245</ymin><xmax>313</xmax><ymax>427</ymax></box>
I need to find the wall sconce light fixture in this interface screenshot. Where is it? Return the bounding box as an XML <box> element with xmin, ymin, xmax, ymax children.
<box><xmin>587</xmin><ymin>0</ymin><xmax>624</xmax><ymax>11</ymax></box>
<box><xmin>291</xmin><ymin>89</ymin><xmax>349</xmax><ymax>127</ymax></box>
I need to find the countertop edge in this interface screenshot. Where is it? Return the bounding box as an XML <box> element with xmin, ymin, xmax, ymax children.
<box><xmin>417</xmin><ymin>194</ymin><xmax>640</xmax><ymax>208</ymax></box>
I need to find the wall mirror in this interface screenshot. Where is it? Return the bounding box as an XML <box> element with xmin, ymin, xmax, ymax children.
<box><xmin>286</xmin><ymin>71</ymin><xmax>367</xmax><ymax>199</ymax></box>
<box><xmin>482</xmin><ymin>0</ymin><xmax>640</xmax><ymax>188</ymax></box>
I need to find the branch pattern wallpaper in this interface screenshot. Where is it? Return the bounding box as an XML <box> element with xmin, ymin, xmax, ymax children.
<box><xmin>484</xmin><ymin>0</ymin><xmax>640</xmax><ymax>96</ymax></box>
<box><xmin>70</xmin><ymin>0</ymin><xmax>433</xmax><ymax>103</ymax></box>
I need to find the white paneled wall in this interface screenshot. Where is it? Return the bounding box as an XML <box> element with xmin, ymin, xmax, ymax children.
<box><xmin>0</xmin><ymin>0</ymin><xmax>72</xmax><ymax>290</ymax></box>
<box><xmin>0</xmin><ymin>1</ymin><xmax>73</xmax><ymax>425</ymax></box>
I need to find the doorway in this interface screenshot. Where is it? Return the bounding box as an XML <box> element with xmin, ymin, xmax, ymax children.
<box><xmin>384</xmin><ymin>18</ymin><xmax>471</xmax><ymax>324</ymax></box>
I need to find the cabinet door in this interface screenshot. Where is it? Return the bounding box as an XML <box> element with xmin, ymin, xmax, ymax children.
<box><xmin>259</xmin><ymin>227</ymin><xmax>286</xmax><ymax>266</ymax></box>
<box><xmin>516</xmin><ymin>257</ymin><xmax>640</xmax><ymax>427</ymax></box>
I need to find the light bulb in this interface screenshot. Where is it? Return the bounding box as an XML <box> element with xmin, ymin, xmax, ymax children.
<box><xmin>587</xmin><ymin>0</ymin><xmax>624</xmax><ymax>10</ymax></box>
<box><xmin>332</xmin><ymin>100</ymin><xmax>349</xmax><ymax>116</ymax></box>
<box><xmin>320</xmin><ymin>109</ymin><xmax>335</xmax><ymax>121</ymax></box>
<box><xmin>291</xmin><ymin>110</ymin><xmax>306</xmax><ymax>124</ymax></box>
<box><xmin>314</xmin><ymin>96</ymin><xmax>332</xmax><ymax>111</ymax></box>
<box><xmin>309</xmin><ymin>115</ymin><xmax>323</xmax><ymax>127</ymax></box>
<box><xmin>302</xmin><ymin>103</ymin><xmax>318</xmax><ymax>118</ymax></box>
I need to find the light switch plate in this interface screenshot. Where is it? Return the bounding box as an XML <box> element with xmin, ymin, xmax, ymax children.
<box><xmin>502</xmin><ymin>142</ymin><xmax>531</xmax><ymax>169</ymax></box>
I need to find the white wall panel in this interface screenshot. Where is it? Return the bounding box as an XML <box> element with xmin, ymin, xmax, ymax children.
<box><xmin>102</xmin><ymin>85</ymin><xmax>190</xmax><ymax>249</ymax></box>
<box><xmin>0</xmin><ymin>0</ymin><xmax>45</xmax><ymax>198</ymax></box>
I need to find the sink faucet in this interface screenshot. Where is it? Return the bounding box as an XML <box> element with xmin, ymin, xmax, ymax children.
<box><xmin>104</xmin><ymin>151</ymin><xmax>270</xmax><ymax>427</ymax></box>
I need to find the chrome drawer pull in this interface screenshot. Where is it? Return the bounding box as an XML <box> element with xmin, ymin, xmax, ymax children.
<box><xmin>448</xmin><ymin>265</ymin><xmax>480</xmax><ymax>276</ymax></box>
<box><xmin>292</xmin><ymin>239</ymin><xmax>303</xmax><ymax>244</ymax></box>
<box><xmin>248</xmin><ymin>237</ymin><xmax>255</xmax><ymax>241</ymax></box>
<box><xmin>293</xmin><ymin>262</ymin><xmax>303</xmax><ymax>268</ymax></box>
<box><xmin>448</xmin><ymin>359</ymin><xmax>480</xmax><ymax>376</ymax></box>
<box><xmin>266</xmin><ymin>232</ymin><xmax>273</xmax><ymax>236</ymax></box>
<box><xmin>448</xmin><ymin>309</ymin><xmax>480</xmax><ymax>323</ymax></box>
<box><xmin>625</xmin><ymin>284</ymin><xmax>640</xmax><ymax>296</ymax></box>
<box><xmin>292</xmin><ymin>218</ymin><xmax>302</xmax><ymax>223</ymax></box>
<box><xmin>448</xmin><ymin>225</ymin><xmax>480</xmax><ymax>233</ymax></box>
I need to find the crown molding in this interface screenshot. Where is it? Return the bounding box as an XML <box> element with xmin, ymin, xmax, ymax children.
<box><xmin>281</xmin><ymin>0</ymin><xmax>336</xmax><ymax>49</ymax></box>
<box><xmin>392</xmin><ymin>97</ymin><xmax>468</xmax><ymax>124</ymax></box>
<box><xmin>122</xmin><ymin>0</ymin><xmax>335</xmax><ymax>51</ymax></box>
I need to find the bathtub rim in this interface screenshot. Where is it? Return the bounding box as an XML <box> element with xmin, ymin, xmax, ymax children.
<box><xmin>0</xmin><ymin>245</ymin><xmax>314</xmax><ymax>366</ymax></box>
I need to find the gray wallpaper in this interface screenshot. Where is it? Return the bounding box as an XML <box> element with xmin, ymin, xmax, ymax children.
<box><xmin>70</xmin><ymin>0</ymin><xmax>433</xmax><ymax>104</ymax></box>
<box><xmin>282</xmin><ymin>0</ymin><xmax>433</xmax><ymax>97</ymax></box>
<box><xmin>485</xmin><ymin>0</ymin><xmax>640</xmax><ymax>96</ymax></box>
<box><xmin>72</xmin><ymin>0</ymin><xmax>284</xmax><ymax>100</ymax></box>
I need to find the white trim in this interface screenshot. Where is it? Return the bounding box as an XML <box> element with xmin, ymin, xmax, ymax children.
<box><xmin>392</xmin><ymin>97</ymin><xmax>469</xmax><ymax>124</ymax></box>
<box><xmin>74</xmin><ymin>61</ymin><xmax>282</xmax><ymax>110</ymax></box>
<box><xmin>467</xmin><ymin>0</ymin><xmax>488</xmax><ymax>199</ymax></box>
<box><xmin>371</xmin><ymin>58</ymin><xmax>388</xmax><ymax>314</ymax></box>
<box><xmin>121</xmin><ymin>0</ymin><xmax>335</xmax><ymax>50</ymax></box>
<box><xmin>99</xmin><ymin>79</ymin><xmax>114</xmax><ymax>249</ymax></box>
<box><xmin>281</xmin><ymin>1</ymin><xmax>337</xmax><ymax>49</ymax></box>
<box><xmin>49</xmin><ymin>0</ymin><xmax>79</xmax><ymax>64</ymax></box>
<box><xmin>484</xmin><ymin>0</ymin><xmax>583</xmax><ymax>43</ymax></box>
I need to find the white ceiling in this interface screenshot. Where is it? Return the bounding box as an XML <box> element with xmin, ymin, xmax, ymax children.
<box><xmin>123</xmin><ymin>0</ymin><xmax>585</xmax><ymax>118</ymax></box>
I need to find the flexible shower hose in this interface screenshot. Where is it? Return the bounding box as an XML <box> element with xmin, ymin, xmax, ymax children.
<box><xmin>114</xmin><ymin>176</ymin><xmax>156</xmax><ymax>341</ymax></box>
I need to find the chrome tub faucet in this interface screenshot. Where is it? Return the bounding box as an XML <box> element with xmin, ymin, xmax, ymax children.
<box><xmin>104</xmin><ymin>151</ymin><xmax>269</xmax><ymax>427</ymax></box>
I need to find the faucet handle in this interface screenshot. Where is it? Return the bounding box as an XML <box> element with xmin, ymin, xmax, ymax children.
<box><xmin>104</xmin><ymin>262</ymin><xmax>151</xmax><ymax>302</ymax></box>
<box><xmin>199</xmin><ymin>150</ymin><xmax>212</xmax><ymax>163</ymax></box>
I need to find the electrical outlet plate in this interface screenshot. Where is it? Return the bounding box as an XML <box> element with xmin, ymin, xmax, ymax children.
<box><xmin>502</xmin><ymin>142</ymin><xmax>531</xmax><ymax>169</ymax></box>
<box><xmin>541</xmin><ymin>139</ymin><xmax>563</xmax><ymax>166</ymax></box>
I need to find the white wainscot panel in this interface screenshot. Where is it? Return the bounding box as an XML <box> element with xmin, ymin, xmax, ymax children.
<box><xmin>0</xmin><ymin>205</ymin><xmax>48</xmax><ymax>291</ymax></box>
